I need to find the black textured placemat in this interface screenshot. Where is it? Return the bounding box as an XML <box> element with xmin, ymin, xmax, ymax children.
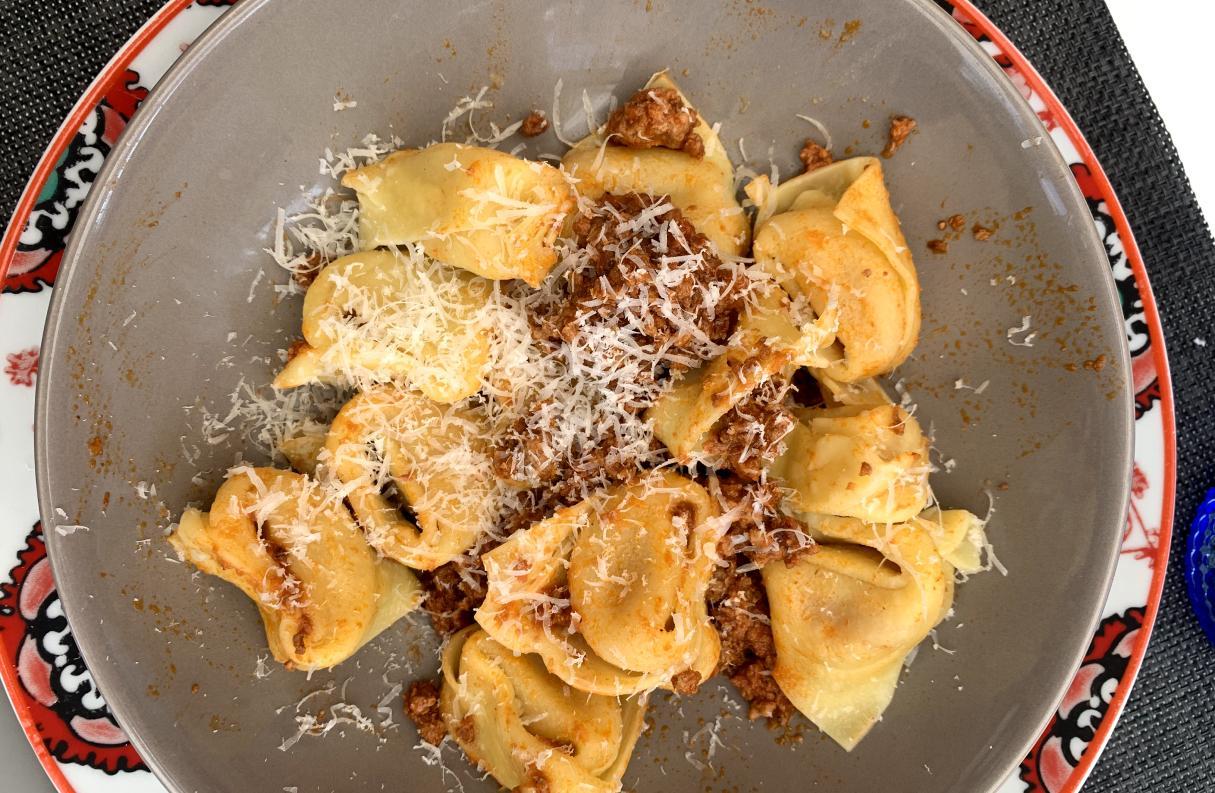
<box><xmin>2</xmin><ymin>1</ymin><xmax>1213</xmax><ymax>791</ymax></box>
<box><xmin>0</xmin><ymin>0</ymin><xmax>167</xmax><ymax>215</ymax></box>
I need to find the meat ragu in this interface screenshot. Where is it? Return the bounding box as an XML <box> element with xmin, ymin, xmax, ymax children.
<box><xmin>605</xmin><ymin>87</ymin><xmax>705</xmax><ymax>158</ymax></box>
<box><xmin>494</xmin><ymin>191</ymin><xmax>753</xmax><ymax>513</ymax></box>
<box><xmin>417</xmin><ymin>554</ymin><xmax>490</xmax><ymax>638</ymax></box>
<box><xmin>798</xmin><ymin>139</ymin><xmax>834</xmax><ymax>173</ymax></box>
<box><xmin>703</xmin><ymin>377</ymin><xmax>797</xmax><ymax>482</ymax></box>
<box><xmin>491</xmin><ymin>411</ymin><xmax>649</xmax><ymax>509</ymax></box>
<box><xmin>705</xmin><ymin>475</ymin><xmax>814</xmax><ymax>725</ymax></box>
<box><xmin>404</xmin><ymin>679</ymin><xmax>447</xmax><ymax>746</ymax></box>
<box><xmin>534</xmin><ymin>192</ymin><xmax>746</xmax><ymax>357</ymax></box>
<box><xmin>710</xmin><ymin>568</ymin><xmax>796</xmax><ymax>725</ymax></box>
<box><xmin>881</xmin><ymin>115</ymin><xmax>917</xmax><ymax>158</ymax></box>
<box><xmin>532</xmin><ymin>581</ymin><xmax>576</xmax><ymax>635</ymax></box>
<box><xmin>712</xmin><ymin>475</ymin><xmax>816</xmax><ymax>570</ymax></box>
<box><xmin>519</xmin><ymin>110</ymin><xmax>549</xmax><ymax>137</ymax></box>
<box><xmin>670</xmin><ymin>669</ymin><xmax>703</xmax><ymax>696</ymax></box>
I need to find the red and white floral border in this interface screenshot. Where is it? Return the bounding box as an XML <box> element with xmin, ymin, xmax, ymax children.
<box><xmin>0</xmin><ymin>1</ymin><xmax>1175</xmax><ymax>791</ymax></box>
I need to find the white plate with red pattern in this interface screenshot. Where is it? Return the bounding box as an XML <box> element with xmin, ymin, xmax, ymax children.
<box><xmin>0</xmin><ymin>2</ymin><xmax>1173</xmax><ymax>792</ymax></box>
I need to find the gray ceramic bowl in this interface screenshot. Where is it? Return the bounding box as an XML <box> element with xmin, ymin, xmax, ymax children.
<box><xmin>36</xmin><ymin>1</ymin><xmax>1133</xmax><ymax>791</ymax></box>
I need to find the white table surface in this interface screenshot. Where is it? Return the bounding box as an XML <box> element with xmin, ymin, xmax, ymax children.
<box><xmin>1</xmin><ymin>3</ymin><xmax>1210</xmax><ymax>792</ymax></box>
<box><xmin>1106</xmin><ymin>0</ymin><xmax>1215</xmax><ymax>223</ymax></box>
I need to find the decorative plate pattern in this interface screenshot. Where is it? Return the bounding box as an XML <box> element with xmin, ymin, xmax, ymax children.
<box><xmin>0</xmin><ymin>1</ymin><xmax>1175</xmax><ymax>791</ymax></box>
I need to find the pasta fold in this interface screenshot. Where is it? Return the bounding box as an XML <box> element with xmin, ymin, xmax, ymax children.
<box><xmin>325</xmin><ymin>386</ymin><xmax>501</xmax><ymax>571</ymax></box>
<box><xmin>342</xmin><ymin>143</ymin><xmax>575</xmax><ymax>286</ymax></box>
<box><xmin>763</xmin><ymin>511</ymin><xmax>983</xmax><ymax>750</ymax></box>
<box><xmin>476</xmin><ymin>471</ymin><xmax>721</xmax><ymax>695</ymax></box>
<box><xmin>811</xmin><ymin>373</ymin><xmax>894</xmax><ymax>409</ymax></box>
<box><xmin>168</xmin><ymin>467</ymin><xmax>421</xmax><ymax>670</ymax></box>
<box><xmin>749</xmin><ymin>157</ymin><xmax>920</xmax><ymax>381</ymax></box>
<box><xmin>273</xmin><ymin>249</ymin><xmax>492</xmax><ymax>404</ymax></box>
<box><xmin>440</xmin><ymin>627</ymin><xmax>646</xmax><ymax>793</ymax></box>
<box><xmin>773</xmin><ymin>403</ymin><xmax>930</xmax><ymax>523</ymax></box>
<box><xmin>920</xmin><ymin>507</ymin><xmax>991</xmax><ymax>575</ymax></box>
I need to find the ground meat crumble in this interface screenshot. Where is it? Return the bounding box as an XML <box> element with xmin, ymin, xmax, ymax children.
<box><xmin>713</xmin><ymin>476</ymin><xmax>816</xmax><ymax>569</ymax></box>
<box><xmin>492</xmin><ymin>414</ymin><xmax>648</xmax><ymax>510</ymax></box>
<box><xmin>703</xmin><ymin>377</ymin><xmax>796</xmax><ymax>481</ymax></box>
<box><xmin>704</xmin><ymin>476</ymin><xmax>813</xmax><ymax>726</ymax></box>
<box><xmin>605</xmin><ymin>86</ymin><xmax>705</xmax><ymax>158</ymax></box>
<box><xmin>930</xmin><ymin>214</ymin><xmax>985</xmax><ymax>254</ymax></box>
<box><xmin>417</xmin><ymin>555</ymin><xmax>489</xmax><ymax>638</ymax></box>
<box><xmin>709</xmin><ymin>566</ymin><xmax>796</xmax><ymax>725</ymax></box>
<box><xmin>881</xmin><ymin>115</ymin><xmax>917</xmax><ymax>159</ymax></box>
<box><xmin>533</xmin><ymin>581</ymin><xmax>576</xmax><ymax>635</ymax></box>
<box><xmin>798</xmin><ymin>139</ymin><xmax>834</xmax><ymax>173</ymax></box>
<box><xmin>536</xmin><ymin>192</ymin><xmax>745</xmax><ymax>354</ymax></box>
<box><xmin>520</xmin><ymin>110</ymin><xmax>549</xmax><ymax>137</ymax></box>
<box><xmin>670</xmin><ymin>669</ymin><xmax>703</xmax><ymax>695</ymax></box>
<box><xmin>404</xmin><ymin>679</ymin><xmax>447</xmax><ymax>746</ymax></box>
<box><xmin>291</xmin><ymin>252</ymin><xmax>323</xmax><ymax>289</ymax></box>
<box><xmin>454</xmin><ymin>715</ymin><xmax>476</xmax><ymax>744</ymax></box>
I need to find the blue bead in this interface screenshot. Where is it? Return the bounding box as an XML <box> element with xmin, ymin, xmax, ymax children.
<box><xmin>1185</xmin><ymin>487</ymin><xmax>1215</xmax><ymax>647</ymax></box>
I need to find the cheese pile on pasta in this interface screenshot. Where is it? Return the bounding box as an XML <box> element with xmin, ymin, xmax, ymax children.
<box><xmin>169</xmin><ymin>70</ymin><xmax>993</xmax><ymax>789</ymax></box>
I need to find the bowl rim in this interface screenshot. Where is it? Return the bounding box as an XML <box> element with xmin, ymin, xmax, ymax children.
<box><xmin>34</xmin><ymin>0</ymin><xmax>1135</xmax><ymax>791</ymax></box>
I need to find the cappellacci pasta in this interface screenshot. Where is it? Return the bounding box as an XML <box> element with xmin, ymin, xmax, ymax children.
<box><xmin>173</xmin><ymin>68</ymin><xmax>995</xmax><ymax>788</ymax></box>
<box><xmin>748</xmin><ymin>157</ymin><xmax>921</xmax><ymax>382</ymax></box>
<box><xmin>763</xmin><ymin>510</ymin><xmax>987</xmax><ymax>750</ymax></box>
<box><xmin>477</xmin><ymin>472</ymin><xmax>721</xmax><ymax>696</ymax></box>
<box><xmin>325</xmin><ymin>385</ymin><xmax>505</xmax><ymax>570</ymax></box>
<box><xmin>169</xmin><ymin>467</ymin><xmax>422</xmax><ymax>670</ymax></box>
<box><xmin>440</xmin><ymin>626</ymin><xmax>647</xmax><ymax>793</ymax></box>
<box><xmin>646</xmin><ymin>327</ymin><xmax>793</xmax><ymax>463</ymax></box>
<box><xmin>773</xmin><ymin>403</ymin><xmax>931</xmax><ymax>524</ymax></box>
<box><xmin>343</xmin><ymin>142</ymin><xmax>575</xmax><ymax>287</ymax></box>
<box><xmin>273</xmin><ymin>248</ymin><xmax>492</xmax><ymax>404</ymax></box>
<box><xmin>646</xmin><ymin>285</ymin><xmax>838</xmax><ymax>462</ymax></box>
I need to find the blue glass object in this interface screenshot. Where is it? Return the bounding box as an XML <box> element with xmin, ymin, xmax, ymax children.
<box><xmin>1185</xmin><ymin>487</ymin><xmax>1215</xmax><ymax>647</ymax></box>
